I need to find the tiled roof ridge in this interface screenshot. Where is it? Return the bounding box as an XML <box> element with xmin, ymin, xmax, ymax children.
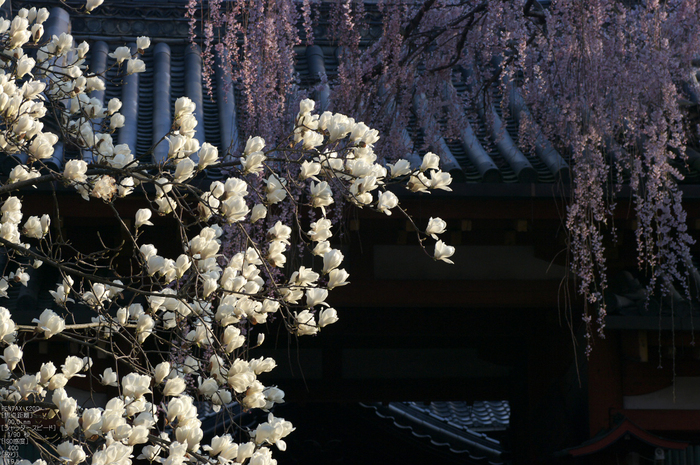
<box><xmin>407</xmin><ymin>400</ymin><xmax>510</xmax><ymax>431</ymax></box>
<box><xmin>360</xmin><ymin>401</ymin><xmax>507</xmax><ymax>464</ymax></box>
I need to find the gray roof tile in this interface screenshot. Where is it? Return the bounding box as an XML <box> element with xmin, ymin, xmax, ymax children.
<box><xmin>5</xmin><ymin>2</ymin><xmax>579</xmax><ymax>185</ymax></box>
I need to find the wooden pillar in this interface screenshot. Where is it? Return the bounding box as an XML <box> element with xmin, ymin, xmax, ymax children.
<box><xmin>588</xmin><ymin>331</ymin><xmax>623</xmax><ymax>437</ymax></box>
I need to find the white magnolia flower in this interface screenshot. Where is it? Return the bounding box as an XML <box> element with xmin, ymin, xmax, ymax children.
<box><xmin>221</xmin><ymin>196</ymin><xmax>249</xmax><ymax>223</ymax></box>
<box><xmin>204</xmin><ymin>434</ymin><xmax>238</xmax><ymax>459</ymax></box>
<box><xmin>110</xmin><ymin>113</ymin><xmax>125</xmax><ymax>130</ymax></box>
<box><xmin>420</xmin><ymin>152</ymin><xmax>440</xmax><ymax>172</ymax></box>
<box><xmin>182</xmin><ymin>356</ymin><xmax>200</xmax><ymax>374</ymax></box>
<box><xmin>23</xmin><ymin>215</ymin><xmax>46</xmax><ymax>239</ymax></box>
<box><xmin>137</xmin><ymin>444</ymin><xmax>162</xmax><ymax>462</ymax></box>
<box><xmin>163</xmin><ymin>377</ymin><xmax>186</xmax><ymax>397</ymax></box>
<box><xmin>0</xmin><ymin>364</ymin><xmax>10</xmax><ymax>382</ymax></box>
<box><xmin>86</xmin><ymin>77</ymin><xmax>106</xmax><ymax>93</ymax></box>
<box><xmin>197</xmin><ymin>377</ymin><xmax>218</xmax><ymax>397</ymax></box>
<box><xmin>12</xmin><ymin>373</ymin><xmax>39</xmax><ymax>399</ymax></box>
<box><xmin>91</xmin><ymin>175</ymin><xmax>117</xmax><ymax>200</ymax></box>
<box><xmin>262</xmin><ymin>386</ymin><xmax>285</xmax><ymax>411</ymax></box>
<box><xmin>122</xmin><ymin>372</ymin><xmax>152</xmax><ymax>398</ymax></box>
<box><xmin>308</xmin><ymin>218</ymin><xmax>332</xmax><ymax>242</ymax></box>
<box><xmin>222</xmin><ymin>326</ymin><xmax>245</xmax><ymax>354</ymax></box>
<box><xmin>310</xmin><ymin>181</ymin><xmax>334</xmax><ymax>212</ymax></box>
<box><xmin>81</xmin><ymin>408</ymin><xmax>103</xmax><ymax>437</ymax></box>
<box><xmin>426</xmin><ymin>217</ymin><xmax>447</xmax><ymax>239</ymax></box>
<box><xmin>305</xmin><ymin>288</ymin><xmax>329</xmax><ymax>308</ymax></box>
<box><xmin>107</xmin><ymin>98</ymin><xmax>122</xmax><ymax>114</ymax></box>
<box><xmin>134</xmin><ymin>411</ymin><xmax>157</xmax><ymax>429</ymax></box>
<box><xmin>327</xmin><ymin>268</ymin><xmax>349</xmax><ymax>289</ymax></box>
<box><xmin>2</xmin><ymin>344</ymin><xmax>22</xmax><ymax>370</ymax></box>
<box><xmin>251</xmin><ymin>204</ymin><xmax>267</xmax><ymax>223</ymax></box>
<box><xmin>9</xmin><ymin>165</ymin><xmax>40</xmax><ymax>184</ymax></box>
<box><xmin>299</xmin><ymin>98</ymin><xmax>315</xmax><ymax>115</ymax></box>
<box><xmin>39</xmin><ymin>362</ymin><xmax>56</xmax><ymax>385</ymax></box>
<box><xmin>173</xmin><ymin>158</ymin><xmax>196</xmax><ymax>182</ymax></box>
<box><xmin>175</xmin><ymin>254</ymin><xmax>191</xmax><ymax>278</ymax></box>
<box><xmin>136</xmin><ymin>36</ymin><xmax>151</xmax><ymax>51</ymax></box>
<box><xmin>118</xmin><ymin>177</ymin><xmax>135</xmax><ymax>197</ymax></box>
<box><xmin>108</xmin><ymin>46</ymin><xmax>131</xmax><ymax>63</ymax></box>
<box><xmin>244</xmin><ymin>136</ymin><xmax>265</xmax><ymax>155</ymax></box>
<box><xmin>46</xmin><ymin>373</ymin><xmax>67</xmax><ymax>390</ymax></box>
<box><xmin>312</xmin><ymin>241</ymin><xmax>331</xmax><ymax>257</ymax></box>
<box><xmin>241</xmin><ymin>151</ymin><xmax>265</xmax><ymax>174</ymax></box>
<box><xmin>16</xmin><ymin>55</ymin><xmax>34</xmax><ymax>77</ymax></box>
<box><xmin>269</xmin><ymin>221</ymin><xmax>292</xmax><ymax>244</ymax></box>
<box><xmin>294</xmin><ymin>310</ymin><xmax>318</xmax><ymax>336</ymax></box>
<box><xmin>429</xmin><ymin>169</ymin><xmax>452</xmax><ymax>191</ymax></box>
<box><xmin>302</xmin><ymin>130</ymin><xmax>324</xmax><ymax>149</ymax></box>
<box><xmin>136</xmin><ymin>314</ymin><xmax>154</xmax><ymax>343</ymax></box>
<box><xmin>154</xmin><ymin>361</ymin><xmax>171</xmax><ymax>384</ymax></box>
<box><xmin>2</xmin><ymin>196</ymin><xmax>22</xmax><ymax>223</ymax></box>
<box><xmin>32</xmin><ymin>8</ymin><xmax>47</xmax><ymax>23</ymax></box>
<box><xmin>64</xmin><ymin>159</ymin><xmax>88</xmax><ymax>184</ymax></box>
<box><xmin>327</xmin><ymin>115</ymin><xmax>353</xmax><ymax>142</ymax></box>
<box><xmin>434</xmin><ymin>240</ymin><xmax>455</xmax><ymax>264</ymax></box>
<box><xmin>135</xmin><ymin>209</ymin><xmax>153</xmax><ymax>228</ymax></box>
<box><xmin>349</xmin><ymin>121</ymin><xmax>371</xmax><ymax>143</ymax></box>
<box><xmin>62</xmin><ymin>356</ymin><xmax>85</xmax><ymax>378</ymax></box>
<box><xmin>85</xmin><ymin>0</ymin><xmax>103</xmax><ymax>12</ymax></box>
<box><xmin>155</xmin><ymin>195</ymin><xmax>176</xmax><ymax>214</ymax></box>
<box><xmin>407</xmin><ymin>172</ymin><xmax>430</xmax><ymax>193</ymax></box>
<box><xmin>318</xmin><ymin>308</ymin><xmax>339</xmax><ymax>328</ymax></box>
<box><xmin>254</xmin><ymin>414</ymin><xmax>295</xmax><ymax>451</ymax></box>
<box><xmin>126</xmin><ymin>58</ymin><xmax>146</xmax><ymax>74</ymax></box>
<box><xmin>237</xmin><ymin>442</ymin><xmax>256</xmax><ymax>463</ymax></box>
<box><xmin>198</xmin><ymin>143</ymin><xmax>218</xmax><ymax>170</ymax></box>
<box><xmin>377</xmin><ymin>191</ymin><xmax>398</xmax><ymax>215</ymax></box>
<box><xmin>264</xmin><ymin>174</ymin><xmax>287</xmax><ymax>204</ymax></box>
<box><xmin>57</xmin><ymin>442</ymin><xmax>86</xmax><ymax>465</ymax></box>
<box><xmin>174</xmin><ymin>97</ymin><xmax>196</xmax><ymax>117</ymax></box>
<box><xmin>322</xmin><ymin>249</ymin><xmax>343</xmax><ymax>274</ymax></box>
<box><xmin>128</xmin><ymin>425</ymin><xmax>150</xmax><ymax>445</ymax></box>
<box><xmin>100</xmin><ymin>367</ymin><xmax>118</xmax><ymax>387</ymax></box>
<box><xmin>249</xmin><ymin>357</ymin><xmax>276</xmax><ymax>375</ymax></box>
<box><xmin>32</xmin><ymin>309</ymin><xmax>65</xmax><ymax>338</ymax></box>
<box><xmin>175</xmin><ymin>422</ymin><xmax>204</xmax><ymax>451</ymax></box>
<box><xmin>300</xmin><ymin>160</ymin><xmax>321</xmax><ymax>181</ymax></box>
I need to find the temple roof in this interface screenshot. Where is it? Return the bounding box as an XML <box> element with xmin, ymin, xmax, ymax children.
<box><xmin>6</xmin><ymin>1</ymin><xmax>693</xmax><ymax>190</ymax></box>
<box><xmin>2</xmin><ymin>0</ymin><xmax>699</xmax><ymax>190</ymax></box>
<box><xmin>1</xmin><ymin>0</ymin><xmax>698</xmax><ymax>192</ymax></box>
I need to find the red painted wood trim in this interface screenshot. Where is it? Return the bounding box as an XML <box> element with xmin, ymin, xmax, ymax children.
<box><xmin>568</xmin><ymin>418</ymin><xmax>688</xmax><ymax>457</ymax></box>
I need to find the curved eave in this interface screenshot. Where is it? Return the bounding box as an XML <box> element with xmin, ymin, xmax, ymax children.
<box><xmin>560</xmin><ymin>418</ymin><xmax>688</xmax><ymax>458</ymax></box>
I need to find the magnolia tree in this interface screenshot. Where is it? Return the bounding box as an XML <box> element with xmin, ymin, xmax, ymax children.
<box><xmin>193</xmin><ymin>0</ymin><xmax>700</xmax><ymax>353</ymax></box>
<box><xmin>0</xmin><ymin>3</ymin><xmax>454</xmax><ymax>465</ymax></box>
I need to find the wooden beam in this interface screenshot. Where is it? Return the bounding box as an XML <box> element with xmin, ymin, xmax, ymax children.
<box><xmin>330</xmin><ymin>279</ymin><xmax>568</xmax><ymax>308</ymax></box>
<box><xmin>611</xmin><ymin>409</ymin><xmax>700</xmax><ymax>431</ymax></box>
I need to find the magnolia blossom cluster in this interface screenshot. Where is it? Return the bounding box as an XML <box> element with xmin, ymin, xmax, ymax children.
<box><xmin>0</xmin><ymin>194</ymin><xmax>50</xmax><ymax>246</ymax></box>
<box><xmin>0</xmin><ymin>4</ymin><xmax>457</xmax><ymax>465</ymax></box>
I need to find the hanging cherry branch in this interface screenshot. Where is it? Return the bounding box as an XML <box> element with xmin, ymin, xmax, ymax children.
<box><xmin>192</xmin><ymin>0</ymin><xmax>700</xmax><ymax>353</ymax></box>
